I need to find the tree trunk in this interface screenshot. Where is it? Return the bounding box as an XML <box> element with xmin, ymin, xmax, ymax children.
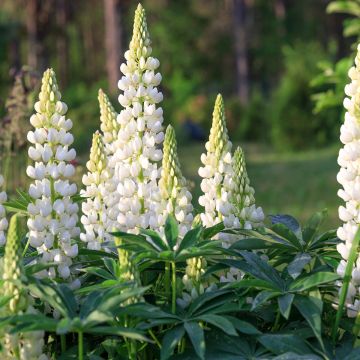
<box><xmin>56</xmin><ymin>0</ymin><xmax>69</xmax><ymax>87</ymax></box>
<box><xmin>232</xmin><ymin>0</ymin><xmax>249</xmax><ymax>105</ymax></box>
<box><xmin>26</xmin><ymin>0</ymin><xmax>38</xmax><ymax>69</ymax></box>
<box><xmin>104</xmin><ymin>0</ymin><xmax>123</xmax><ymax>94</ymax></box>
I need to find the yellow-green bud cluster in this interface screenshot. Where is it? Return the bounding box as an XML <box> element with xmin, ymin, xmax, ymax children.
<box><xmin>86</xmin><ymin>131</ymin><xmax>107</xmax><ymax>176</ymax></box>
<box><xmin>3</xmin><ymin>215</ymin><xmax>26</xmax><ymax>313</ymax></box>
<box><xmin>98</xmin><ymin>89</ymin><xmax>119</xmax><ymax>149</ymax></box>
<box><xmin>159</xmin><ymin>125</ymin><xmax>193</xmax><ymax>237</ymax></box>
<box><xmin>130</xmin><ymin>4</ymin><xmax>152</xmax><ymax>60</ymax></box>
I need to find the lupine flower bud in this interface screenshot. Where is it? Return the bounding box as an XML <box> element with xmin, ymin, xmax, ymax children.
<box><xmin>0</xmin><ymin>175</ymin><xmax>8</xmax><ymax>246</ymax></box>
<box><xmin>3</xmin><ymin>215</ymin><xmax>26</xmax><ymax>313</ymax></box>
<box><xmin>114</xmin><ymin>236</ymin><xmax>141</xmax><ymax>304</ymax></box>
<box><xmin>198</xmin><ymin>94</ymin><xmax>234</xmax><ymax>239</ymax></box>
<box><xmin>26</xmin><ymin>69</ymin><xmax>80</xmax><ymax>281</ymax></box>
<box><xmin>1</xmin><ymin>215</ymin><xmax>49</xmax><ymax>360</ymax></box>
<box><xmin>112</xmin><ymin>4</ymin><xmax>164</xmax><ymax>233</ymax></box>
<box><xmin>81</xmin><ymin>131</ymin><xmax>111</xmax><ymax>250</ymax></box>
<box><xmin>98</xmin><ymin>89</ymin><xmax>119</xmax><ymax>153</ymax></box>
<box><xmin>227</xmin><ymin>147</ymin><xmax>264</xmax><ymax>230</ymax></box>
<box><xmin>158</xmin><ymin>125</ymin><xmax>193</xmax><ymax>237</ymax></box>
<box><xmin>336</xmin><ymin>45</ymin><xmax>360</xmax><ymax>317</ymax></box>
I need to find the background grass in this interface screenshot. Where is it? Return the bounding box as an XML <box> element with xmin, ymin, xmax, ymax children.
<box><xmin>178</xmin><ymin>143</ymin><xmax>341</xmax><ymax>229</ymax></box>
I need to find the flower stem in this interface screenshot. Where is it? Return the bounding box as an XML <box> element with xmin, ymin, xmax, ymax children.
<box><xmin>165</xmin><ymin>262</ymin><xmax>170</xmax><ymax>300</ymax></box>
<box><xmin>332</xmin><ymin>226</ymin><xmax>360</xmax><ymax>342</ymax></box>
<box><xmin>60</xmin><ymin>334</ymin><xmax>66</xmax><ymax>353</ymax></box>
<box><xmin>78</xmin><ymin>331</ymin><xmax>84</xmax><ymax>360</ymax></box>
<box><xmin>171</xmin><ymin>261</ymin><xmax>176</xmax><ymax>314</ymax></box>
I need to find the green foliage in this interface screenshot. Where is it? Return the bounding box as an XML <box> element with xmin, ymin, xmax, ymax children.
<box><xmin>269</xmin><ymin>42</ymin><xmax>339</xmax><ymax>151</ymax></box>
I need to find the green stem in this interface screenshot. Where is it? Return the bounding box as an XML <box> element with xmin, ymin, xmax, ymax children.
<box><xmin>165</xmin><ymin>262</ymin><xmax>170</xmax><ymax>301</ymax></box>
<box><xmin>78</xmin><ymin>331</ymin><xmax>84</xmax><ymax>360</ymax></box>
<box><xmin>149</xmin><ymin>329</ymin><xmax>162</xmax><ymax>349</ymax></box>
<box><xmin>332</xmin><ymin>226</ymin><xmax>360</xmax><ymax>342</ymax></box>
<box><xmin>171</xmin><ymin>261</ymin><xmax>176</xmax><ymax>314</ymax></box>
<box><xmin>60</xmin><ymin>334</ymin><xmax>66</xmax><ymax>353</ymax></box>
<box><xmin>272</xmin><ymin>310</ymin><xmax>281</xmax><ymax>331</ymax></box>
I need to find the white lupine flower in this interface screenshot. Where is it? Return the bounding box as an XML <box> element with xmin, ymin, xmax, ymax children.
<box><xmin>0</xmin><ymin>175</ymin><xmax>8</xmax><ymax>246</ymax></box>
<box><xmin>336</xmin><ymin>45</ymin><xmax>360</xmax><ymax>316</ymax></box>
<box><xmin>112</xmin><ymin>4</ymin><xmax>164</xmax><ymax>233</ymax></box>
<box><xmin>98</xmin><ymin>90</ymin><xmax>121</xmax><ymax>231</ymax></box>
<box><xmin>26</xmin><ymin>69</ymin><xmax>80</xmax><ymax>281</ymax></box>
<box><xmin>158</xmin><ymin>125</ymin><xmax>193</xmax><ymax>237</ymax></box>
<box><xmin>198</xmin><ymin>94</ymin><xmax>234</xmax><ymax>232</ymax></box>
<box><xmin>80</xmin><ymin>131</ymin><xmax>111</xmax><ymax>250</ymax></box>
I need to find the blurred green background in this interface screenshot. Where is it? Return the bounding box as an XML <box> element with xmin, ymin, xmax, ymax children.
<box><xmin>1</xmin><ymin>0</ymin><xmax>357</xmax><ymax>228</ymax></box>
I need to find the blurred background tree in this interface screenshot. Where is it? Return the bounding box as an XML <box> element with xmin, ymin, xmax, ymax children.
<box><xmin>0</xmin><ymin>0</ymin><xmax>355</xmax><ymax>225</ymax></box>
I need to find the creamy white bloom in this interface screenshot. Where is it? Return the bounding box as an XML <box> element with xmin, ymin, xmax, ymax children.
<box><xmin>198</xmin><ymin>94</ymin><xmax>234</xmax><ymax>232</ymax></box>
<box><xmin>0</xmin><ymin>175</ymin><xmax>8</xmax><ymax>246</ymax></box>
<box><xmin>26</xmin><ymin>69</ymin><xmax>80</xmax><ymax>281</ymax></box>
<box><xmin>158</xmin><ymin>125</ymin><xmax>193</xmax><ymax>238</ymax></box>
<box><xmin>112</xmin><ymin>4</ymin><xmax>164</xmax><ymax>233</ymax></box>
<box><xmin>98</xmin><ymin>89</ymin><xmax>121</xmax><ymax>232</ymax></box>
<box><xmin>80</xmin><ymin>131</ymin><xmax>111</xmax><ymax>250</ymax></box>
<box><xmin>336</xmin><ymin>45</ymin><xmax>360</xmax><ymax>316</ymax></box>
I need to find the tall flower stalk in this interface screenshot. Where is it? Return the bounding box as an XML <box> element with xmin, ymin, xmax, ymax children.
<box><xmin>158</xmin><ymin>125</ymin><xmax>193</xmax><ymax>238</ymax></box>
<box><xmin>1</xmin><ymin>215</ymin><xmax>48</xmax><ymax>360</ymax></box>
<box><xmin>80</xmin><ymin>131</ymin><xmax>110</xmax><ymax>250</ymax></box>
<box><xmin>26</xmin><ymin>69</ymin><xmax>80</xmax><ymax>284</ymax></box>
<box><xmin>113</xmin><ymin>3</ymin><xmax>164</xmax><ymax>233</ymax></box>
<box><xmin>0</xmin><ymin>175</ymin><xmax>8</xmax><ymax>246</ymax></box>
<box><xmin>198</xmin><ymin>94</ymin><xmax>233</xmax><ymax>230</ymax></box>
<box><xmin>334</xmin><ymin>45</ymin><xmax>360</xmax><ymax>339</ymax></box>
<box><xmin>98</xmin><ymin>89</ymin><xmax>121</xmax><ymax>232</ymax></box>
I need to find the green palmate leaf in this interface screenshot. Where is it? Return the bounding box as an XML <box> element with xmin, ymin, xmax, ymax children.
<box><xmin>270</xmin><ymin>214</ymin><xmax>302</xmax><ymax>239</ymax></box>
<box><xmin>87</xmin><ymin>325</ymin><xmax>149</xmax><ymax>341</ymax></box>
<box><xmin>78</xmin><ymin>248</ymin><xmax>117</xmax><ymax>260</ymax></box>
<box><xmin>56</xmin><ymin>318</ymin><xmax>73</xmax><ymax>334</ymax></box>
<box><xmin>164</xmin><ymin>215</ymin><xmax>178</xmax><ymax>248</ymax></box>
<box><xmin>81</xmin><ymin>267</ymin><xmax>114</xmax><ymax>280</ymax></box>
<box><xmin>80</xmin><ymin>291</ymin><xmax>107</xmax><ymax>318</ymax></box>
<box><xmin>177</xmin><ymin>226</ymin><xmax>202</xmax><ymax>253</ymax></box>
<box><xmin>290</xmin><ymin>272</ymin><xmax>340</xmax><ymax>292</ymax></box>
<box><xmin>271</xmin><ymin>223</ymin><xmax>303</xmax><ymax>249</ymax></box>
<box><xmin>184</xmin><ymin>321</ymin><xmax>205</xmax><ymax>360</ymax></box>
<box><xmin>273</xmin><ymin>353</ymin><xmax>322</xmax><ymax>360</ymax></box>
<box><xmin>327</xmin><ymin>1</ymin><xmax>360</xmax><ymax>16</ymax></box>
<box><xmin>75</xmin><ymin>280</ymin><xmax>119</xmax><ymax>295</ymax></box>
<box><xmin>258</xmin><ymin>333</ymin><xmax>313</xmax><ymax>355</ymax></box>
<box><xmin>223</xmin><ymin>316</ymin><xmax>262</xmax><ymax>335</ymax></box>
<box><xmin>9</xmin><ymin>314</ymin><xmax>58</xmax><ymax>333</ymax></box>
<box><xmin>141</xmin><ymin>228</ymin><xmax>169</xmax><ymax>251</ymax></box>
<box><xmin>188</xmin><ymin>289</ymin><xmax>231</xmax><ymax>316</ymax></box>
<box><xmin>25</xmin><ymin>262</ymin><xmax>57</xmax><ymax>276</ymax></box>
<box><xmin>230</xmin><ymin>238</ymin><xmax>271</xmax><ymax>251</ymax></box>
<box><xmin>240</xmin><ymin>251</ymin><xmax>285</xmax><ymax>290</ymax></box>
<box><xmin>160</xmin><ymin>325</ymin><xmax>185</xmax><ymax>360</ymax></box>
<box><xmin>203</xmin><ymin>222</ymin><xmax>224</xmax><ymax>239</ymax></box>
<box><xmin>302</xmin><ymin>209</ymin><xmax>327</xmax><ymax>244</ymax></box>
<box><xmin>287</xmin><ymin>253</ymin><xmax>312</xmax><ymax>279</ymax></box>
<box><xmin>228</xmin><ymin>278</ymin><xmax>281</xmax><ymax>291</ymax></box>
<box><xmin>198</xmin><ymin>314</ymin><xmax>237</xmax><ymax>336</ymax></box>
<box><xmin>252</xmin><ymin>290</ymin><xmax>280</xmax><ymax>310</ymax></box>
<box><xmin>293</xmin><ymin>295</ymin><xmax>323</xmax><ymax>348</ymax></box>
<box><xmin>278</xmin><ymin>294</ymin><xmax>295</xmax><ymax>319</ymax></box>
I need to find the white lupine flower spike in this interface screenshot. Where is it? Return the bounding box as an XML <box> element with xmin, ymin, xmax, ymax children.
<box><xmin>81</xmin><ymin>131</ymin><xmax>111</xmax><ymax>250</ymax></box>
<box><xmin>26</xmin><ymin>68</ymin><xmax>80</xmax><ymax>285</ymax></box>
<box><xmin>229</xmin><ymin>147</ymin><xmax>264</xmax><ymax>229</ymax></box>
<box><xmin>0</xmin><ymin>175</ymin><xmax>8</xmax><ymax>246</ymax></box>
<box><xmin>159</xmin><ymin>125</ymin><xmax>193</xmax><ymax>237</ymax></box>
<box><xmin>336</xmin><ymin>45</ymin><xmax>360</xmax><ymax>318</ymax></box>
<box><xmin>113</xmin><ymin>3</ymin><xmax>164</xmax><ymax>233</ymax></box>
<box><xmin>198</xmin><ymin>94</ymin><xmax>233</xmax><ymax>231</ymax></box>
<box><xmin>98</xmin><ymin>90</ymin><xmax>121</xmax><ymax>231</ymax></box>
